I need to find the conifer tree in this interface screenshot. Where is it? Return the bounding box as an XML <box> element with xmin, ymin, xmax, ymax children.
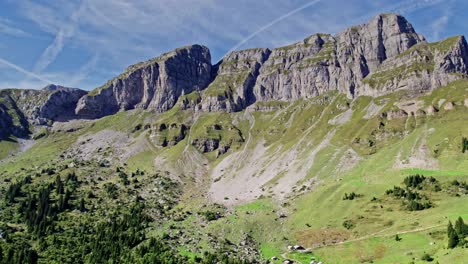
<box><xmin>454</xmin><ymin>217</ymin><xmax>466</xmax><ymax>240</ymax></box>
<box><xmin>80</xmin><ymin>198</ymin><xmax>86</xmax><ymax>212</ymax></box>
<box><xmin>447</xmin><ymin>221</ymin><xmax>459</xmax><ymax>249</ymax></box>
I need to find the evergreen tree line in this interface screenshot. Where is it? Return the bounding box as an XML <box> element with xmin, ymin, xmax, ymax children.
<box><xmin>385</xmin><ymin>186</ymin><xmax>432</xmax><ymax>211</ymax></box>
<box><xmin>0</xmin><ymin>242</ymin><xmax>38</xmax><ymax>264</ymax></box>
<box><xmin>1</xmin><ymin>171</ymin><xmax>253</xmax><ymax>263</ymax></box>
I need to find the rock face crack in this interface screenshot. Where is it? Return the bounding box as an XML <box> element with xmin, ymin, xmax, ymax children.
<box><xmin>3</xmin><ymin>13</ymin><xmax>467</xmax><ymax>134</ymax></box>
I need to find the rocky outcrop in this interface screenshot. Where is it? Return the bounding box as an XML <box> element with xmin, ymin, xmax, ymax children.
<box><xmin>191</xmin><ymin>138</ymin><xmax>220</xmax><ymax>153</ymax></box>
<box><xmin>64</xmin><ymin>13</ymin><xmax>467</xmax><ymax>119</ymax></box>
<box><xmin>360</xmin><ymin>36</ymin><xmax>468</xmax><ymax>96</ymax></box>
<box><xmin>0</xmin><ymin>105</ymin><xmax>11</xmax><ymax>139</ymax></box>
<box><xmin>0</xmin><ymin>85</ymin><xmax>87</xmax><ymax>125</ymax></box>
<box><xmin>201</xmin><ymin>48</ymin><xmax>271</xmax><ymax>112</ymax></box>
<box><xmin>190</xmin><ymin>123</ymin><xmax>244</xmax><ymax>157</ymax></box>
<box><xmin>38</xmin><ymin>85</ymin><xmax>87</xmax><ymax>122</ymax></box>
<box><xmin>149</xmin><ymin>123</ymin><xmax>188</xmax><ymax>147</ymax></box>
<box><xmin>383</xmin><ymin>109</ymin><xmax>409</xmax><ymax>120</ymax></box>
<box><xmin>0</xmin><ymin>95</ymin><xmax>29</xmax><ymax>139</ymax></box>
<box><xmin>0</xmin><ymin>85</ymin><xmax>86</xmax><ymax>139</ymax></box>
<box><xmin>252</xmin><ymin>14</ymin><xmax>426</xmax><ymax>102</ymax></box>
<box><xmin>75</xmin><ymin>45</ymin><xmax>212</xmax><ymax>118</ymax></box>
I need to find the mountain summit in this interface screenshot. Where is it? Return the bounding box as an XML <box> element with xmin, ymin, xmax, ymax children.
<box><xmin>0</xmin><ymin>13</ymin><xmax>467</xmax><ymax>264</ymax></box>
<box><xmin>70</xmin><ymin>13</ymin><xmax>467</xmax><ymax>118</ymax></box>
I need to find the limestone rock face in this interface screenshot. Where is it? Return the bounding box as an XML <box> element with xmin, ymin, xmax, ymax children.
<box><xmin>359</xmin><ymin>35</ymin><xmax>468</xmax><ymax>97</ymax></box>
<box><xmin>0</xmin><ymin>85</ymin><xmax>86</xmax><ymax>130</ymax></box>
<box><xmin>252</xmin><ymin>14</ymin><xmax>426</xmax><ymax>101</ymax></box>
<box><xmin>67</xmin><ymin>14</ymin><xmax>467</xmax><ymax>118</ymax></box>
<box><xmin>39</xmin><ymin>85</ymin><xmax>88</xmax><ymax>122</ymax></box>
<box><xmin>201</xmin><ymin>48</ymin><xmax>271</xmax><ymax>112</ymax></box>
<box><xmin>0</xmin><ymin>96</ymin><xmax>29</xmax><ymax>139</ymax></box>
<box><xmin>75</xmin><ymin>45</ymin><xmax>212</xmax><ymax>118</ymax></box>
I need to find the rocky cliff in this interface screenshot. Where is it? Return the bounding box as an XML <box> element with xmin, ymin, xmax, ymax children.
<box><xmin>0</xmin><ymin>85</ymin><xmax>87</xmax><ymax>138</ymax></box>
<box><xmin>75</xmin><ymin>13</ymin><xmax>467</xmax><ymax>117</ymax></box>
<box><xmin>220</xmin><ymin>13</ymin><xmax>427</xmax><ymax>103</ymax></box>
<box><xmin>75</xmin><ymin>45</ymin><xmax>212</xmax><ymax>118</ymax></box>
<box><xmin>2</xmin><ymin>13</ymin><xmax>466</xmax><ymax>129</ymax></box>
<box><xmin>0</xmin><ymin>95</ymin><xmax>29</xmax><ymax>139</ymax></box>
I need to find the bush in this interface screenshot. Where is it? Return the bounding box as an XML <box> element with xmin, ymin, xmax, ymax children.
<box><xmin>343</xmin><ymin>192</ymin><xmax>362</xmax><ymax>200</ymax></box>
<box><xmin>421</xmin><ymin>253</ymin><xmax>433</xmax><ymax>262</ymax></box>
<box><xmin>407</xmin><ymin>200</ymin><xmax>431</xmax><ymax>211</ymax></box>
<box><xmin>342</xmin><ymin>220</ymin><xmax>354</xmax><ymax>230</ymax></box>
<box><xmin>200</xmin><ymin>210</ymin><xmax>221</xmax><ymax>221</ymax></box>
<box><xmin>104</xmin><ymin>183</ymin><xmax>118</xmax><ymax>199</ymax></box>
<box><xmin>403</xmin><ymin>174</ymin><xmax>426</xmax><ymax>188</ymax></box>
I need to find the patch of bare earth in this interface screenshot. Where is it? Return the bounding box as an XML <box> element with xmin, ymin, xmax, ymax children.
<box><xmin>328</xmin><ymin>108</ymin><xmax>353</xmax><ymax>125</ymax></box>
<box><xmin>296</xmin><ymin>228</ymin><xmax>351</xmax><ymax>249</ymax></box>
<box><xmin>335</xmin><ymin>148</ymin><xmax>362</xmax><ymax>173</ymax></box>
<box><xmin>67</xmin><ymin>129</ymin><xmax>132</xmax><ymax>162</ymax></box>
<box><xmin>394</xmin><ymin>126</ymin><xmax>439</xmax><ymax>170</ymax></box>
<box><xmin>363</xmin><ymin>100</ymin><xmax>385</xmax><ymax>119</ymax></box>
<box><xmin>210</xmin><ymin>98</ymin><xmax>339</xmax><ymax>205</ymax></box>
<box><xmin>209</xmin><ymin>130</ymin><xmax>336</xmax><ymax>205</ymax></box>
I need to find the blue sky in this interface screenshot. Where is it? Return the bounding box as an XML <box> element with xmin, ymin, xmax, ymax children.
<box><xmin>0</xmin><ymin>0</ymin><xmax>467</xmax><ymax>90</ymax></box>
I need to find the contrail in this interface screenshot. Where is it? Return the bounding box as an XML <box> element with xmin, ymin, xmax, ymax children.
<box><xmin>34</xmin><ymin>0</ymin><xmax>87</xmax><ymax>73</ymax></box>
<box><xmin>223</xmin><ymin>0</ymin><xmax>445</xmax><ymax>58</ymax></box>
<box><xmin>224</xmin><ymin>0</ymin><xmax>323</xmax><ymax>56</ymax></box>
<box><xmin>0</xmin><ymin>57</ymin><xmax>54</xmax><ymax>84</ymax></box>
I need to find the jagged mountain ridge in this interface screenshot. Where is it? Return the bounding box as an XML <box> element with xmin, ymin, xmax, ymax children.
<box><xmin>0</xmin><ymin>13</ymin><xmax>467</xmax><ymax>264</ymax></box>
<box><xmin>74</xmin><ymin>13</ymin><xmax>467</xmax><ymax>118</ymax></box>
<box><xmin>1</xmin><ymin>13</ymin><xmax>467</xmax><ymax>133</ymax></box>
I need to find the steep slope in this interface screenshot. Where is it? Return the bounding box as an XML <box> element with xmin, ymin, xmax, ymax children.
<box><xmin>0</xmin><ymin>13</ymin><xmax>467</xmax><ymax>264</ymax></box>
<box><xmin>201</xmin><ymin>48</ymin><xmax>271</xmax><ymax>112</ymax></box>
<box><xmin>0</xmin><ymin>94</ymin><xmax>29</xmax><ymax>139</ymax></box>
<box><xmin>75</xmin><ymin>45</ymin><xmax>212</xmax><ymax>118</ymax></box>
<box><xmin>0</xmin><ymin>85</ymin><xmax>87</xmax><ymax>125</ymax></box>
<box><xmin>76</xmin><ymin>14</ymin><xmax>467</xmax><ymax>118</ymax></box>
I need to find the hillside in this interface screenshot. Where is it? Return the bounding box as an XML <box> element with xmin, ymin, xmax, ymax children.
<box><xmin>0</xmin><ymin>13</ymin><xmax>467</xmax><ymax>264</ymax></box>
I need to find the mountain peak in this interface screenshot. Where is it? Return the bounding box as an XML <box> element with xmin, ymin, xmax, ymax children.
<box><xmin>74</xmin><ymin>13</ymin><xmax>465</xmax><ymax>118</ymax></box>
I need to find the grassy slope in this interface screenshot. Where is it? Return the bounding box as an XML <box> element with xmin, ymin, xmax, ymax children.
<box><xmin>0</xmin><ymin>81</ymin><xmax>467</xmax><ymax>263</ymax></box>
<box><xmin>203</xmin><ymin>81</ymin><xmax>468</xmax><ymax>263</ymax></box>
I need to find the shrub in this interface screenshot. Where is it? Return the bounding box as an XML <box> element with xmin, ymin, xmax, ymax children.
<box><xmin>343</xmin><ymin>192</ymin><xmax>362</xmax><ymax>200</ymax></box>
<box><xmin>421</xmin><ymin>253</ymin><xmax>433</xmax><ymax>262</ymax></box>
<box><xmin>342</xmin><ymin>220</ymin><xmax>354</xmax><ymax>230</ymax></box>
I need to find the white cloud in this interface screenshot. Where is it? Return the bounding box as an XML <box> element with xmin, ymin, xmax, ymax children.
<box><xmin>7</xmin><ymin>0</ymin><xmax>455</xmax><ymax>90</ymax></box>
<box><xmin>0</xmin><ymin>17</ymin><xmax>30</xmax><ymax>37</ymax></box>
<box><xmin>431</xmin><ymin>15</ymin><xmax>449</xmax><ymax>41</ymax></box>
<box><xmin>0</xmin><ymin>57</ymin><xmax>54</xmax><ymax>84</ymax></box>
<box><xmin>33</xmin><ymin>0</ymin><xmax>87</xmax><ymax>73</ymax></box>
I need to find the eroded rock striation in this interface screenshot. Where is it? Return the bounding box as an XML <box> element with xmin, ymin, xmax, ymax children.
<box><xmin>2</xmin><ymin>13</ymin><xmax>467</xmax><ymax>130</ymax></box>
<box><xmin>0</xmin><ymin>85</ymin><xmax>87</xmax><ymax>138</ymax></box>
<box><xmin>75</xmin><ymin>14</ymin><xmax>467</xmax><ymax>117</ymax></box>
<box><xmin>0</xmin><ymin>95</ymin><xmax>29</xmax><ymax>139</ymax></box>
<box><xmin>75</xmin><ymin>45</ymin><xmax>212</xmax><ymax>118</ymax></box>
